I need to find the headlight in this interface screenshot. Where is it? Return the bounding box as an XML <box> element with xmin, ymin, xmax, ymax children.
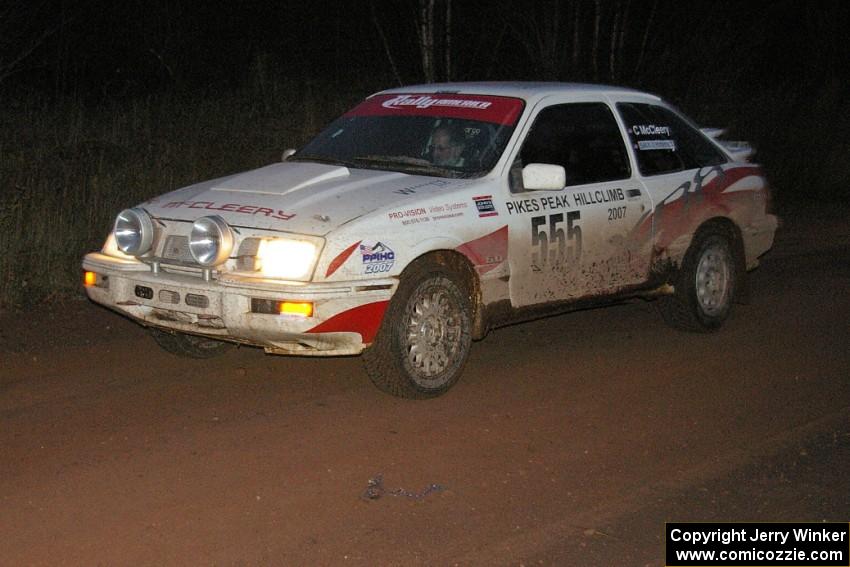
<box><xmin>114</xmin><ymin>208</ymin><xmax>154</xmax><ymax>256</ymax></box>
<box><xmin>189</xmin><ymin>215</ymin><xmax>234</xmax><ymax>267</ymax></box>
<box><xmin>255</xmin><ymin>238</ymin><xmax>318</xmax><ymax>280</ymax></box>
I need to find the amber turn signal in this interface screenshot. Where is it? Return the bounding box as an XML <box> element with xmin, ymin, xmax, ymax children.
<box><xmin>278</xmin><ymin>301</ymin><xmax>313</xmax><ymax>317</ymax></box>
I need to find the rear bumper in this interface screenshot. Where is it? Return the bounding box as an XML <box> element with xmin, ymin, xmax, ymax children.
<box><xmin>743</xmin><ymin>213</ymin><xmax>779</xmax><ymax>269</ymax></box>
<box><xmin>82</xmin><ymin>252</ymin><xmax>395</xmax><ymax>356</ymax></box>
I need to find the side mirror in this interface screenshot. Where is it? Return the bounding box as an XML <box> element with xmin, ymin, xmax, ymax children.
<box><xmin>522</xmin><ymin>163</ymin><xmax>566</xmax><ymax>191</ymax></box>
<box><xmin>282</xmin><ymin>148</ymin><xmax>297</xmax><ymax>161</ymax></box>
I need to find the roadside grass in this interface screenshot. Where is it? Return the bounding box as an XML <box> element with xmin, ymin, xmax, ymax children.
<box><xmin>0</xmin><ymin>81</ymin><xmax>363</xmax><ymax>311</ymax></box>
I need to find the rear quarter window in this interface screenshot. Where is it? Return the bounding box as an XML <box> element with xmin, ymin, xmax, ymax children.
<box><xmin>617</xmin><ymin>103</ymin><xmax>727</xmax><ymax>176</ymax></box>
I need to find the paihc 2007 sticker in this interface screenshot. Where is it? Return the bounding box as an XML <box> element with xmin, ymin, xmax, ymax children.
<box><xmin>360</xmin><ymin>241</ymin><xmax>395</xmax><ymax>274</ymax></box>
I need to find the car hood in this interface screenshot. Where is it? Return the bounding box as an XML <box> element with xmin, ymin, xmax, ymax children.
<box><xmin>141</xmin><ymin>161</ymin><xmax>468</xmax><ymax>235</ymax></box>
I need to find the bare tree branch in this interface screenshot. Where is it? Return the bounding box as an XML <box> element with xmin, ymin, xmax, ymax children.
<box><xmin>635</xmin><ymin>0</ymin><xmax>658</xmax><ymax>79</ymax></box>
<box><xmin>0</xmin><ymin>15</ymin><xmax>63</xmax><ymax>85</ymax></box>
<box><xmin>445</xmin><ymin>0</ymin><xmax>451</xmax><ymax>81</ymax></box>
<box><xmin>609</xmin><ymin>1</ymin><xmax>620</xmax><ymax>81</ymax></box>
<box><xmin>571</xmin><ymin>1</ymin><xmax>581</xmax><ymax>73</ymax></box>
<box><xmin>370</xmin><ymin>1</ymin><xmax>404</xmax><ymax>86</ymax></box>
<box><xmin>592</xmin><ymin>0</ymin><xmax>601</xmax><ymax>81</ymax></box>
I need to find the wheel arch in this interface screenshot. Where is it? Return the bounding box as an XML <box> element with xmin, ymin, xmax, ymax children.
<box><xmin>363</xmin><ymin>247</ymin><xmax>479</xmax><ymax>398</ymax></box>
<box><xmin>687</xmin><ymin>216</ymin><xmax>749</xmax><ymax>304</ymax></box>
<box><xmin>398</xmin><ymin>248</ymin><xmax>486</xmax><ymax>340</ymax></box>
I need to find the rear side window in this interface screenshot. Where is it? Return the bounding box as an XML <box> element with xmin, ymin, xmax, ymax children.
<box><xmin>518</xmin><ymin>102</ymin><xmax>630</xmax><ymax>187</ymax></box>
<box><xmin>617</xmin><ymin>103</ymin><xmax>726</xmax><ymax>176</ymax></box>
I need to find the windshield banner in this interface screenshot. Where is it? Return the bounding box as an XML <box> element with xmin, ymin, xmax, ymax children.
<box><xmin>345</xmin><ymin>94</ymin><xmax>524</xmax><ymax>126</ymax></box>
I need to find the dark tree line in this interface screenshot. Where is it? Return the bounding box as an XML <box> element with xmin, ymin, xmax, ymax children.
<box><xmin>2</xmin><ymin>1</ymin><xmax>848</xmax><ymax>200</ymax></box>
<box><xmin>2</xmin><ymin>1</ymin><xmax>845</xmax><ymax>97</ymax></box>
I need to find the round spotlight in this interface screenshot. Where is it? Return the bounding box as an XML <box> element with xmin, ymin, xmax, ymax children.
<box><xmin>189</xmin><ymin>216</ymin><xmax>234</xmax><ymax>267</ymax></box>
<box><xmin>114</xmin><ymin>208</ymin><xmax>154</xmax><ymax>256</ymax></box>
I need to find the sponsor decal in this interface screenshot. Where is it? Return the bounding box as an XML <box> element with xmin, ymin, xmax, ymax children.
<box><xmin>386</xmin><ymin>202</ymin><xmax>468</xmax><ymax>225</ymax></box>
<box><xmin>160</xmin><ymin>200</ymin><xmax>296</xmax><ymax>221</ymax></box>
<box><xmin>429</xmin><ymin>201</ymin><xmax>467</xmax><ymax>221</ymax></box>
<box><xmin>431</xmin><ymin>212</ymin><xmax>464</xmax><ymax>221</ymax></box>
<box><xmin>359</xmin><ymin>241</ymin><xmax>395</xmax><ymax>274</ymax></box>
<box><xmin>382</xmin><ymin>94</ymin><xmax>492</xmax><ymax>111</ymax></box>
<box><xmin>428</xmin><ymin>202</ymin><xmax>467</xmax><ymax>214</ymax></box>
<box><xmin>473</xmin><ymin>195</ymin><xmax>498</xmax><ymax>217</ymax></box>
<box><xmin>387</xmin><ymin>208</ymin><xmax>427</xmax><ymax>221</ymax></box>
<box><xmin>638</xmin><ymin>139</ymin><xmax>676</xmax><ymax>151</ymax></box>
<box><xmin>344</xmin><ymin>94</ymin><xmax>524</xmax><ymax>126</ymax></box>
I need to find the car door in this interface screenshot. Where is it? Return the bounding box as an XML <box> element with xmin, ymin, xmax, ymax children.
<box><xmin>504</xmin><ymin>99</ymin><xmax>653</xmax><ymax>307</ymax></box>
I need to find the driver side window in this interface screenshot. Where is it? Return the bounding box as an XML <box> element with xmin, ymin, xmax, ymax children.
<box><xmin>512</xmin><ymin>103</ymin><xmax>631</xmax><ymax>192</ymax></box>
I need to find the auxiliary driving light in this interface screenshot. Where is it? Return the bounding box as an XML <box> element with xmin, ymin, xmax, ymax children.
<box><xmin>189</xmin><ymin>215</ymin><xmax>234</xmax><ymax>267</ymax></box>
<box><xmin>114</xmin><ymin>208</ymin><xmax>154</xmax><ymax>256</ymax></box>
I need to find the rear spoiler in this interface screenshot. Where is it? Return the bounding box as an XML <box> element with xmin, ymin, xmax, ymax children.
<box><xmin>701</xmin><ymin>128</ymin><xmax>754</xmax><ymax>162</ymax></box>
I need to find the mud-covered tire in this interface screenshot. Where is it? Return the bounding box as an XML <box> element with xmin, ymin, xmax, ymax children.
<box><xmin>658</xmin><ymin>226</ymin><xmax>738</xmax><ymax>332</ymax></box>
<box><xmin>362</xmin><ymin>259</ymin><xmax>473</xmax><ymax>399</ymax></box>
<box><xmin>149</xmin><ymin>328</ymin><xmax>234</xmax><ymax>359</ymax></box>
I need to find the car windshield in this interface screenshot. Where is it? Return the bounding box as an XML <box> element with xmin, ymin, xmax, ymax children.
<box><xmin>291</xmin><ymin>93</ymin><xmax>525</xmax><ymax>179</ymax></box>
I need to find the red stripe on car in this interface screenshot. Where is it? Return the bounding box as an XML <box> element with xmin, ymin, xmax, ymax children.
<box><xmin>325</xmin><ymin>240</ymin><xmax>362</xmax><ymax>278</ymax></box>
<box><xmin>306</xmin><ymin>300</ymin><xmax>390</xmax><ymax>344</ymax></box>
<box><xmin>455</xmin><ymin>225</ymin><xmax>509</xmax><ymax>274</ymax></box>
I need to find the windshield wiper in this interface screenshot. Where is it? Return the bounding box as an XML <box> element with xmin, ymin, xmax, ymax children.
<box><xmin>352</xmin><ymin>155</ymin><xmax>457</xmax><ymax>177</ymax></box>
<box><xmin>288</xmin><ymin>154</ymin><xmax>357</xmax><ymax>168</ymax></box>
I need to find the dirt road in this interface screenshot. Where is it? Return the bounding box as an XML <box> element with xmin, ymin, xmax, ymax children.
<box><xmin>1</xmin><ymin>204</ymin><xmax>848</xmax><ymax>565</ymax></box>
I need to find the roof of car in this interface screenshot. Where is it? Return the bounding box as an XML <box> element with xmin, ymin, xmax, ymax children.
<box><xmin>377</xmin><ymin>81</ymin><xmax>662</xmax><ymax>103</ymax></box>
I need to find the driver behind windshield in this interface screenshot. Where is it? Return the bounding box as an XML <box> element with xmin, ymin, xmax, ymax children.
<box><xmin>430</xmin><ymin>124</ymin><xmax>466</xmax><ymax>167</ymax></box>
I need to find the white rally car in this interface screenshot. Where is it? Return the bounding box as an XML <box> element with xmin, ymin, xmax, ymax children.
<box><xmin>83</xmin><ymin>83</ymin><xmax>778</xmax><ymax>398</ymax></box>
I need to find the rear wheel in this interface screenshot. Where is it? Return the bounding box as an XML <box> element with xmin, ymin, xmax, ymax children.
<box><xmin>363</xmin><ymin>258</ymin><xmax>473</xmax><ymax>398</ymax></box>
<box><xmin>149</xmin><ymin>328</ymin><xmax>234</xmax><ymax>358</ymax></box>
<box><xmin>658</xmin><ymin>226</ymin><xmax>737</xmax><ymax>332</ymax></box>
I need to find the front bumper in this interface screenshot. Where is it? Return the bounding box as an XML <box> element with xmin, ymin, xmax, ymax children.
<box><xmin>82</xmin><ymin>252</ymin><xmax>395</xmax><ymax>356</ymax></box>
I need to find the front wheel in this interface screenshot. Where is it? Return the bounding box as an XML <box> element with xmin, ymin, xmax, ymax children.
<box><xmin>363</xmin><ymin>260</ymin><xmax>473</xmax><ymax>399</ymax></box>
<box><xmin>657</xmin><ymin>227</ymin><xmax>738</xmax><ymax>332</ymax></box>
<box><xmin>149</xmin><ymin>328</ymin><xmax>235</xmax><ymax>358</ymax></box>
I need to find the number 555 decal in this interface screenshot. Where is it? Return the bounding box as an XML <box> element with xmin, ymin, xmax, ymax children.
<box><xmin>531</xmin><ymin>211</ymin><xmax>582</xmax><ymax>269</ymax></box>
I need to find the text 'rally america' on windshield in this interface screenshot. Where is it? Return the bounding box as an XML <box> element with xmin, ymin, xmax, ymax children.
<box><xmin>345</xmin><ymin>93</ymin><xmax>525</xmax><ymax>125</ymax></box>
